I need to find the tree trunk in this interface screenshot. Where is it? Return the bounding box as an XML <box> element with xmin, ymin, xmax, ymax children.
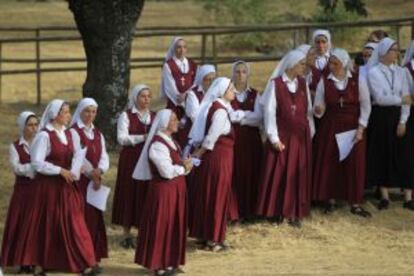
<box><xmin>68</xmin><ymin>0</ymin><xmax>145</xmax><ymax>149</ymax></box>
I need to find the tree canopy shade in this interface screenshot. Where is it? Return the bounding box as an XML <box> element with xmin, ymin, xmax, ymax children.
<box><xmin>68</xmin><ymin>0</ymin><xmax>146</xmax><ymax>148</ymax></box>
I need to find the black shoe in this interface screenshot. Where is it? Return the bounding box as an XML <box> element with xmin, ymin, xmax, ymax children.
<box><xmin>377</xmin><ymin>199</ymin><xmax>389</xmax><ymax>210</ymax></box>
<box><xmin>119</xmin><ymin>237</ymin><xmax>135</xmax><ymax>249</ymax></box>
<box><xmin>403</xmin><ymin>200</ymin><xmax>414</xmax><ymax>211</ymax></box>
<box><xmin>324</xmin><ymin>202</ymin><xmax>336</xmax><ymax>214</ymax></box>
<box><xmin>269</xmin><ymin>215</ymin><xmax>284</xmax><ymax>226</ymax></box>
<box><xmin>287</xmin><ymin>219</ymin><xmax>302</xmax><ymax>228</ymax></box>
<box><xmin>82</xmin><ymin>267</ymin><xmax>98</xmax><ymax>276</ymax></box>
<box><xmin>166</xmin><ymin>267</ymin><xmax>177</xmax><ymax>276</ymax></box>
<box><xmin>350</xmin><ymin>206</ymin><xmax>372</xmax><ymax>218</ymax></box>
<box><xmin>91</xmin><ymin>265</ymin><xmax>103</xmax><ymax>274</ymax></box>
<box><xmin>18</xmin><ymin>265</ymin><xmax>34</xmax><ymax>274</ymax></box>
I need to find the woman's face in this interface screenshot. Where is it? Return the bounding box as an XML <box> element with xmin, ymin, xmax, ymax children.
<box><xmin>233</xmin><ymin>63</ymin><xmax>249</xmax><ymax>87</ymax></box>
<box><xmin>314</xmin><ymin>35</ymin><xmax>329</xmax><ymax>55</ymax></box>
<box><xmin>54</xmin><ymin>104</ymin><xmax>71</xmax><ymax>126</ymax></box>
<box><xmin>328</xmin><ymin>56</ymin><xmax>345</xmax><ymax>77</ymax></box>
<box><xmin>24</xmin><ymin>116</ymin><xmax>38</xmax><ymax>138</ymax></box>
<box><xmin>382</xmin><ymin>43</ymin><xmax>400</xmax><ymax>64</ymax></box>
<box><xmin>166</xmin><ymin>112</ymin><xmax>179</xmax><ymax>134</ymax></box>
<box><xmin>290</xmin><ymin>58</ymin><xmax>307</xmax><ymax>77</ymax></box>
<box><xmin>202</xmin><ymin>72</ymin><xmax>216</xmax><ymax>92</ymax></box>
<box><xmin>80</xmin><ymin>105</ymin><xmax>97</xmax><ymax>126</ymax></box>
<box><xmin>174</xmin><ymin>39</ymin><xmax>187</xmax><ymax>59</ymax></box>
<box><xmin>135</xmin><ymin>89</ymin><xmax>152</xmax><ymax>110</ymax></box>
<box><xmin>223</xmin><ymin>82</ymin><xmax>236</xmax><ymax>102</ymax></box>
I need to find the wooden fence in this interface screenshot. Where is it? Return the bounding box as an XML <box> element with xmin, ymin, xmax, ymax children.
<box><xmin>0</xmin><ymin>16</ymin><xmax>414</xmax><ymax>104</ymax></box>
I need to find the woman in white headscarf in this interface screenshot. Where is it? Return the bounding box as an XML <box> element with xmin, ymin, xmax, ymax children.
<box><xmin>133</xmin><ymin>109</ymin><xmax>192</xmax><ymax>276</ymax></box>
<box><xmin>188</xmin><ymin>77</ymin><xmax>236</xmax><ymax>252</ymax></box>
<box><xmin>366</xmin><ymin>37</ymin><xmax>414</xmax><ymax>211</ymax></box>
<box><xmin>227</xmin><ymin>60</ymin><xmax>263</xmax><ymax>223</ymax></box>
<box><xmin>0</xmin><ymin>111</ymin><xmax>38</xmax><ymax>273</ymax></box>
<box><xmin>70</xmin><ymin>98</ymin><xmax>109</xmax><ymax>271</ymax></box>
<box><xmin>296</xmin><ymin>44</ymin><xmax>318</xmax><ymax>98</ymax></box>
<box><xmin>312</xmin><ymin>48</ymin><xmax>372</xmax><ymax>217</ymax></box>
<box><xmin>160</xmin><ymin>37</ymin><xmax>198</xmax><ymax>148</ymax></box>
<box><xmin>309</xmin><ymin>29</ymin><xmax>332</xmax><ymax>92</ymax></box>
<box><xmin>256</xmin><ymin>50</ymin><xmax>314</xmax><ymax>228</ymax></box>
<box><xmin>112</xmin><ymin>84</ymin><xmax>156</xmax><ymax>249</ymax></box>
<box><xmin>25</xmin><ymin>99</ymin><xmax>97</xmax><ymax>274</ymax></box>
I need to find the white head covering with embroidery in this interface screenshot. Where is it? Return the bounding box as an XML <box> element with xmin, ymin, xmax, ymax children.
<box><xmin>38</xmin><ymin>99</ymin><xmax>65</xmax><ymax>131</ymax></box>
<box><xmin>70</xmin><ymin>97</ymin><xmax>98</xmax><ymax>126</ymax></box>
<box><xmin>132</xmin><ymin>109</ymin><xmax>173</xmax><ymax>180</ymax></box>
<box><xmin>366</xmin><ymin>37</ymin><xmax>396</xmax><ymax>70</ymax></box>
<box><xmin>188</xmin><ymin>77</ymin><xmax>232</xmax><ymax>145</ymax></box>
<box><xmin>17</xmin><ymin>111</ymin><xmax>36</xmax><ymax>135</ymax></box>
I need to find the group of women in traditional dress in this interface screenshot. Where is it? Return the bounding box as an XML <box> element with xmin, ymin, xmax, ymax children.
<box><xmin>1</xmin><ymin>29</ymin><xmax>414</xmax><ymax>275</ymax></box>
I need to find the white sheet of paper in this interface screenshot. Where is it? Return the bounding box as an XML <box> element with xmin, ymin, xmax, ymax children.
<box><xmin>335</xmin><ymin>129</ymin><xmax>357</xmax><ymax>162</ymax></box>
<box><xmin>71</xmin><ymin>147</ymin><xmax>87</xmax><ymax>181</ymax></box>
<box><xmin>86</xmin><ymin>181</ymin><xmax>111</xmax><ymax>211</ymax></box>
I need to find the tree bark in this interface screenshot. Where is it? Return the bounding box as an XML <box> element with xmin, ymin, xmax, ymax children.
<box><xmin>68</xmin><ymin>0</ymin><xmax>145</xmax><ymax>149</ymax></box>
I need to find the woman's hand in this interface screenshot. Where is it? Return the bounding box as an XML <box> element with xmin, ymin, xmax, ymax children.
<box><xmin>314</xmin><ymin>105</ymin><xmax>325</xmax><ymax>116</ymax></box>
<box><xmin>402</xmin><ymin>95</ymin><xmax>413</xmax><ymax>105</ymax></box>
<box><xmin>183</xmin><ymin>158</ymin><xmax>193</xmax><ymax>173</ymax></box>
<box><xmin>354</xmin><ymin>126</ymin><xmax>364</xmax><ymax>143</ymax></box>
<box><xmin>60</xmin><ymin>168</ymin><xmax>75</xmax><ymax>184</ymax></box>
<box><xmin>396</xmin><ymin>123</ymin><xmax>407</xmax><ymax>137</ymax></box>
<box><xmin>91</xmin><ymin>169</ymin><xmax>102</xmax><ymax>188</ymax></box>
<box><xmin>272</xmin><ymin>141</ymin><xmax>285</xmax><ymax>152</ymax></box>
<box><xmin>192</xmin><ymin>147</ymin><xmax>206</xmax><ymax>159</ymax></box>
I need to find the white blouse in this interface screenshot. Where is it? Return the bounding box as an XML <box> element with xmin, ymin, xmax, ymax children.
<box><xmin>9</xmin><ymin>137</ymin><xmax>35</xmax><ymax>179</ymax></box>
<box><xmin>315</xmin><ymin>53</ymin><xmax>330</xmax><ymax>71</ymax></box>
<box><xmin>185</xmin><ymin>85</ymin><xmax>205</xmax><ymax>123</ymax></box>
<box><xmin>149</xmin><ymin>131</ymin><xmax>186</xmax><ymax>179</ymax></box>
<box><xmin>30</xmin><ymin>123</ymin><xmax>72</xmax><ymax>175</ymax></box>
<box><xmin>70</xmin><ymin>121</ymin><xmax>110</xmax><ymax>176</ymax></box>
<box><xmin>161</xmin><ymin>56</ymin><xmax>193</xmax><ymax>107</ymax></box>
<box><xmin>264</xmin><ymin>73</ymin><xmax>315</xmax><ymax>144</ymax></box>
<box><xmin>234</xmin><ymin>88</ymin><xmax>263</xmax><ymax>128</ymax></box>
<box><xmin>202</xmin><ymin>98</ymin><xmax>232</xmax><ymax>151</ymax></box>
<box><xmin>117</xmin><ymin>107</ymin><xmax>151</xmax><ymax>146</ymax></box>
<box><xmin>313</xmin><ymin>71</ymin><xmax>371</xmax><ymax>127</ymax></box>
<box><xmin>367</xmin><ymin>63</ymin><xmax>411</xmax><ymax>124</ymax></box>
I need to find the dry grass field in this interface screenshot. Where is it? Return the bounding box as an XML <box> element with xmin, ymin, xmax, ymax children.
<box><xmin>1</xmin><ymin>0</ymin><xmax>414</xmax><ymax>275</ymax></box>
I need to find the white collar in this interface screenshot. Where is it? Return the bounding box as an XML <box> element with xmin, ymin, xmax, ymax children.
<box><xmin>173</xmin><ymin>56</ymin><xmax>188</xmax><ymax>64</ymax></box>
<box><xmin>19</xmin><ymin>136</ymin><xmax>30</xmax><ymax>147</ymax></box>
<box><xmin>327</xmin><ymin>71</ymin><xmax>352</xmax><ymax>82</ymax></box>
<box><xmin>379</xmin><ymin>62</ymin><xmax>396</xmax><ymax>71</ymax></box>
<box><xmin>317</xmin><ymin>52</ymin><xmax>330</xmax><ymax>59</ymax></box>
<box><xmin>156</xmin><ymin>130</ymin><xmax>177</xmax><ymax>150</ymax></box>
<box><xmin>282</xmin><ymin>73</ymin><xmax>298</xmax><ymax>83</ymax></box>
<box><xmin>77</xmin><ymin>120</ymin><xmax>94</xmax><ymax>130</ymax></box>
<box><xmin>45</xmin><ymin>122</ymin><xmax>66</xmax><ymax>132</ymax></box>
<box><xmin>131</xmin><ymin>105</ymin><xmax>150</xmax><ymax>116</ymax></box>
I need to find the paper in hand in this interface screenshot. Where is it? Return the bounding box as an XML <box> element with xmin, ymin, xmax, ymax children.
<box><xmin>335</xmin><ymin>129</ymin><xmax>357</xmax><ymax>162</ymax></box>
<box><xmin>86</xmin><ymin>181</ymin><xmax>111</xmax><ymax>211</ymax></box>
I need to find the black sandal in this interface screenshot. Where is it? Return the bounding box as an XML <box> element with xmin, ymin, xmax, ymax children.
<box><xmin>350</xmin><ymin>206</ymin><xmax>372</xmax><ymax>218</ymax></box>
<box><xmin>377</xmin><ymin>199</ymin><xmax>389</xmax><ymax>210</ymax></box>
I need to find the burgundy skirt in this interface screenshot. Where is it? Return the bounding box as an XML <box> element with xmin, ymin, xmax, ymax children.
<box><xmin>112</xmin><ymin>145</ymin><xmax>149</xmax><ymax>228</ymax></box>
<box><xmin>135</xmin><ymin>176</ymin><xmax>187</xmax><ymax>270</ymax></box>
<box><xmin>313</xmin><ymin>113</ymin><xmax>366</xmax><ymax>204</ymax></box>
<box><xmin>189</xmin><ymin>143</ymin><xmax>233</xmax><ymax>243</ymax></box>
<box><xmin>256</xmin><ymin>133</ymin><xmax>312</xmax><ymax>220</ymax></box>
<box><xmin>21</xmin><ymin>174</ymin><xmax>96</xmax><ymax>272</ymax></box>
<box><xmin>228</xmin><ymin>125</ymin><xmax>263</xmax><ymax>221</ymax></box>
<box><xmin>79</xmin><ymin>176</ymin><xmax>108</xmax><ymax>262</ymax></box>
<box><xmin>0</xmin><ymin>179</ymin><xmax>36</xmax><ymax>267</ymax></box>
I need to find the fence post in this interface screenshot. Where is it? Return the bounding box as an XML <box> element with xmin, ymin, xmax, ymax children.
<box><xmin>0</xmin><ymin>42</ymin><xmax>2</xmax><ymax>104</ymax></box>
<box><xmin>293</xmin><ymin>30</ymin><xmax>299</xmax><ymax>48</ymax></box>
<box><xmin>395</xmin><ymin>25</ymin><xmax>401</xmax><ymax>44</ymax></box>
<box><xmin>212</xmin><ymin>33</ymin><xmax>217</xmax><ymax>66</ymax></box>
<box><xmin>201</xmin><ymin>33</ymin><xmax>206</xmax><ymax>64</ymax></box>
<box><xmin>305</xmin><ymin>26</ymin><xmax>310</xmax><ymax>44</ymax></box>
<box><xmin>35</xmin><ymin>29</ymin><xmax>41</xmax><ymax>105</ymax></box>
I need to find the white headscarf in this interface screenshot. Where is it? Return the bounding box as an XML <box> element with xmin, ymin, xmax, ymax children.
<box><xmin>193</xmin><ymin>64</ymin><xmax>216</xmax><ymax>88</ymax></box>
<box><xmin>70</xmin><ymin>97</ymin><xmax>98</xmax><ymax>126</ymax></box>
<box><xmin>17</xmin><ymin>111</ymin><xmax>36</xmax><ymax>135</ymax></box>
<box><xmin>312</xmin><ymin>29</ymin><xmax>332</xmax><ymax>50</ymax></box>
<box><xmin>296</xmin><ymin>44</ymin><xmax>312</xmax><ymax>55</ymax></box>
<box><xmin>132</xmin><ymin>109</ymin><xmax>173</xmax><ymax>180</ymax></box>
<box><xmin>231</xmin><ymin>60</ymin><xmax>251</xmax><ymax>77</ymax></box>
<box><xmin>402</xmin><ymin>40</ymin><xmax>414</xmax><ymax>67</ymax></box>
<box><xmin>128</xmin><ymin>84</ymin><xmax>150</xmax><ymax>109</ymax></box>
<box><xmin>366</xmin><ymin>37</ymin><xmax>396</xmax><ymax>70</ymax></box>
<box><xmin>260</xmin><ymin>50</ymin><xmax>306</xmax><ymax>106</ymax></box>
<box><xmin>331</xmin><ymin>48</ymin><xmax>354</xmax><ymax>72</ymax></box>
<box><xmin>364</xmin><ymin>42</ymin><xmax>378</xmax><ymax>51</ymax></box>
<box><xmin>188</xmin><ymin>77</ymin><xmax>232</xmax><ymax>145</ymax></box>
<box><xmin>165</xmin><ymin>37</ymin><xmax>184</xmax><ymax>61</ymax></box>
<box><xmin>38</xmin><ymin>99</ymin><xmax>65</xmax><ymax>131</ymax></box>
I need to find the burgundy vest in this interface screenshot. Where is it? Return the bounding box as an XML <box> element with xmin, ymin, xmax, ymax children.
<box><xmin>72</xmin><ymin>124</ymin><xmax>102</xmax><ymax>168</ymax></box>
<box><xmin>324</xmin><ymin>71</ymin><xmax>360</xmax><ymax>121</ymax></box>
<box><xmin>13</xmin><ymin>140</ymin><xmax>31</xmax><ymax>184</ymax></box>
<box><xmin>149</xmin><ymin>135</ymin><xmax>182</xmax><ymax>181</ymax></box>
<box><xmin>166</xmin><ymin>58</ymin><xmax>197</xmax><ymax>94</ymax></box>
<box><xmin>190</xmin><ymin>86</ymin><xmax>205</xmax><ymax>103</ymax></box>
<box><xmin>231</xmin><ymin>88</ymin><xmax>258</xmax><ymax>111</ymax></box>
<box><xmin>205</xmin><ymin>101</ymin><xmax>235</xmax><ymax>148</ymax></box>
<box><xmin>274</xmin><ymin>76</ymin><xmax>309</xmax><ymax>136</ymax></box>
<box><xmin>43</xmin><ymin>129</ymin><xmax>74</xmax><ymax>170</ymax></box>
<box><xmin>309</xmin><ymin>65</ymin><xmax>330</xmax><ymax>91</ymax></box>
